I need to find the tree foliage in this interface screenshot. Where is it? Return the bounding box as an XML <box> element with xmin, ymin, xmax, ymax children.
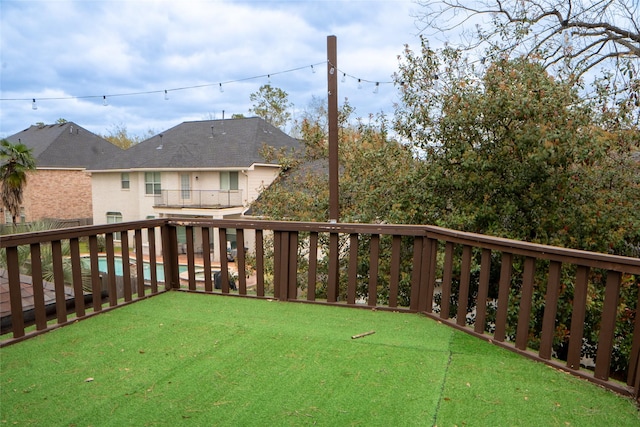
<box><xmin>249</xmin><ymin>84</ymin><xmax>292</xmax><ymax>130</ymax></box>
<box><xmin>394</xmin><ymin>37</ymin><xmax>639</xmax><ymax>254</ymax></box>
<box><xmin>0</xmin><ymin>139</ymin><xmax>36</xmax><ymax>224</ymax></box>
<box><xmin>415</xmin><ymin>0</ymin><xmax>639</xmax><ymax>123</ymax></box>
<box><xmin>101</xmin><ymin>123</ymin><xmax>155</xmax><ymax>149</ymax></box>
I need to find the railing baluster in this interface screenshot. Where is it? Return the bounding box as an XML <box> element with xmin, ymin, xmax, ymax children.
<box><xmin>105</xmin><ymin>233</ymin><xmax>117</xmax><ymax>306</ymax></box>
<box><xmin>273</xmin><ymin>231</ymin><xmax>282</xmax><ymax>299</ymax></box>
<box><xmin>147</xmin><ymin>227</ymin><xmax>158</xmax><ymax>294</ymax></box>
<box><xmin>6</xmin><ymin>246</ymin><xmax>25</xmax><ymax>338</ymax></box>
<box><xmin>327</xmin><ymin>232</ymin><xmax>339</xmax><ymax>303</ymax></box>
<box><xmin>628</xmin><ymin>291</ymin><xmax>640</xmax><ymax>388</ymax></box>
<box><xmin>515</xmin><ymin>257</ymin><xmax>536</xmax><ymax>350</ymax></box>
<box><xmin>88</xmin><ymin>235</ymin><xmax>102</xmax><ymax>312</ymax></box>
<box><xmin>51</xmin><ymin>240</ymin><xmax>67</xmax><ymax>323</ymax></box>
<box><xmin>237</xmin><ymin>228</ymin><xmax>247</xmax><ymax>295</ymax></box>
<box><xmin>287</xmin><ymin>231</ymin><xmax>298</xmax><ymax>300</ymax></box>
<box><xmin>121</xmin><ymin>231</ymin><xmax>132</xmax><ymax>301</ymax></box>
<box><xmin>218</xmin><ymin>228</ymin><xmax>229</xmax><ymax>294</ymax></box>
<box><xmin>539</xmin><ymin>261</ymin><xmax>562</xmax><ymax>360</ymax></box>
<box><xmin>134</xmin><ymin>229</ymin><xmax>145</xmax><ymax>297</ymax></box>
<box><xmin>69</xmin><ymin>238</ymin><xmax>85</xmax><ymax>318</ymax></box>
<box><xmin>410</xmin><ymin>236</ymin><xmax>423</xmax><ymax>311</ymax></box>
<box><xmin>440</xmin><ymin>242</ymin><xmax>455</xmax><ymax>319</ymax></box>
<box><xmin>494</xmin><ymin>252</ymin><xmax>513</xmax><ymax>342</ymax></box>
<box><xmin>474</xmin><ymin>248</ymin><xmax>491</xmax><ymax>334</ymax></box>
<box><xmin>186</xmin><ymin>226</ymin><xmax>196</xmax><ymax>291</ymax></box>
<box><xmin>307</xmin><ymin>232</ymin><xmax>318</xmax><ymax>301</ymax></box>
<box><xmin>201</xmin><ymin>227</ymin><xmax>213</xmax><ymax>292</ymax></box>
<box><xmin>388</xmin><ymin>235</ymin><xmax>401</xmax><ymax>308</ymax></box>
<box><xmin>255</xmin><ymin>229</ymin><xmax>265</xmax><ymax>297</ymax></box>
<box><xmin>567</xmin><ymin>266</ymin><xmax>589</xmax><ymax>370</ymax></box>
<box><xmin>457</xmin><ymin>245</ymin><xmax>472</xmax><ymax>326</ymax></box>
<box><xmin>368</xmin><ymin>234</ymin><xmax>380</xmax><ymax>307</ymax></box>
<box><xmin>29</xmin><ymin>243</ymin><xmax>47</xmax><ymax>330</ymax></box>
<box><xmin>594</xmin><ymin>271</ymin><xmax>622</xmax><ymax>381</ymax></box>
<box><xmin>347</xmin><ymin>233</ymin><xmax>358</xmax><ymax>305</ymax></box>
<box><xmin>419</xmin><ymin>237</ymin><xmax>435</xmax><ymax>313</ymax></box>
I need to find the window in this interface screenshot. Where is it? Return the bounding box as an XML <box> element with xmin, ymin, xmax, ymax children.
<box><xmin>220</xmin><ymin>171</ymin><xmax>239</xmax><ymax>190</ymax></box>
<box><xmin>121</xmin><ymin>172</ymin><xmax>130</xmax><ymax>189</ymax></box>
<box><xmin>180</xmin><ymin>173</ymin><xmax>191</xmax><ymax>199</ymax></box>
<box><xmin>106</xmin><ymin>211</ymin><xmax>123</xmax><ymax>240</ymax></box>
<box><xmin>145</xmin><ymin>172</ymin><xmax>161</xmax><ymax>195</ymax></box>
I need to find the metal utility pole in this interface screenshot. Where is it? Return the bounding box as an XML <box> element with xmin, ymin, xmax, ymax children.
<box><xmin>327</xmin><ymin>35</ymin><xmax>339</xmax><ymax>223</ymax></box>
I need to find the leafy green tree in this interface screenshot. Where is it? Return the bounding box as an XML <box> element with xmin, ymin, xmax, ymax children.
<box><xmin>394</xmin><ymin>38</ymin><xmax>639</xmax><ymax>253</ymax></box>
<box><xmin>249</xmin><ymin>84</ymin><xmax>292</xmax><ymax>130</ymax></box>
<box><xmin>101</xmin><ymin>123</ymin><xmax>155</xmax><ymax>149</ymax></box>
<box><xmin>0</xmin><ymin>139</ymin><xmax>36</xmax><ymax>224</ymax></box>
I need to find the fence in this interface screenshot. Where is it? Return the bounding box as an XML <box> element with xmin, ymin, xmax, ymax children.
<box><xmin>1</xmin><ymin>218</ymin><xmax>639</xmax><ymax>401</ymax></box>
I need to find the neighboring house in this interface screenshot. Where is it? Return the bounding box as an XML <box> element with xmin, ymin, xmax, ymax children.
<box><xmin>87</xmin><ymin>117</ymin><xmax>301</xmax><ymax>260</ymax></box>
<box><xmin>2</xmin><ymin>122</ymin><xmax>122</xmax><ymax>225</ymax></box>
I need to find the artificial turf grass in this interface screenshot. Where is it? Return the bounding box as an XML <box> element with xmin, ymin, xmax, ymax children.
<box><xmin>1</xmin><ymin>292</ymin><xmax>638</xmax><ymax>426</ymax></box>
<box><xmin>434</xmin><ymin>332</ymin><xmax>640</xmax><ymax>426</ymax></box>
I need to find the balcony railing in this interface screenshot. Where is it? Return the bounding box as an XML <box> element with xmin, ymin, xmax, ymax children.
<box><xmin>154</xmin><ymin>189</ymin><xmax>243</xmax><ymax>208</ymax></box>
<box><xmin>1</xmin><ymin>218</ymin><xmax>639</xmax><ymax>402</ymax></box>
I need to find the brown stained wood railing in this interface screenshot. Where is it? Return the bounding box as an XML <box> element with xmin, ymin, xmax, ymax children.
<box><xmin>1</xmin><ymin>218</ymin><xmax>639</xmax><ymax>402</ymax></box>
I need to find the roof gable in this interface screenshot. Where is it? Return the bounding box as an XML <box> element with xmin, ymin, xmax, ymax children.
<box><xmin>6</xmin><ymin>122</ymin><xmax>122</xmax><ymax>169</ymax></box>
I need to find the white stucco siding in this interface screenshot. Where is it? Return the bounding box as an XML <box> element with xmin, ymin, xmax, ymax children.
<box><xmin>91</xmin><ymin>172</ymin><xmax>142</xmax><ymax>224</ymax></box>
<box><xmin>244</xmin><ymin>166</ymin><xmax>280</xmax><ymax>205</ymax></box>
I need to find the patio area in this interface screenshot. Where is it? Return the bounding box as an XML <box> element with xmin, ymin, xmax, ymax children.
<box><xmin>1</xmin><ymin>291</ymin><xmax>638</xmax><ymax>426</ymax></box>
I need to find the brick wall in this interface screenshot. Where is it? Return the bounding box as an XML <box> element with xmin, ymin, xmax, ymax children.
<box><xmin>18</xmin><ymin>169</ymin><xmax>93</xmax><ymax>222</ymax></box>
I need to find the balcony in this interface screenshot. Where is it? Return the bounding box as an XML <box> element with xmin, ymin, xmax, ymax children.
<box><xmin>154</xmin><ymin>189</ymin><xmax>243</xmax><ymax>208</ymax></box>
<box><xmin>1</xmin><ymin>218</ymin><xmax>639</xmax><ymax>420</ymax></box>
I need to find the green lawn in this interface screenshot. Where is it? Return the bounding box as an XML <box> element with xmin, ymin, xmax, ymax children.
<box><xmin>1</xmin><ymin>292</ymin><xmax>638</xmax><ymax>426</ymax></box>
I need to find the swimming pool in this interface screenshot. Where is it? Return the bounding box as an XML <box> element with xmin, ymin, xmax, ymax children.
<box><xmin>83</xmin><ymin>256</ymin><xmax>188</xmax><ymax>282</ymax></box>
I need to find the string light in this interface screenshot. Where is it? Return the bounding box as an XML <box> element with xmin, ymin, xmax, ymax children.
<box><xmin>6</xmin><ymin>61</ymin><xmax>397</xmax><ymax>109</ymax></box>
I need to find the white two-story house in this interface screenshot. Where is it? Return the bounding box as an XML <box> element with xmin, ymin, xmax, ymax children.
<box><xmin>87</xmin><ymin>117</ymin><xmax>301</xmax><ymax>260</ymax></box>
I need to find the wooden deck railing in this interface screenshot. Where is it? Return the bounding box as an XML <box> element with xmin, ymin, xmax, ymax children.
<box><xmin>1</xmin><ymin>218</ymin><xmax>639</xmax><ymax>401</ymax></box>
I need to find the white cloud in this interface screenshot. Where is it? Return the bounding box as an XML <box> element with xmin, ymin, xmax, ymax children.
<box><xmin>0</xmin><ymin>0</ymin><xmax>422</xmax><ymax>138</ymax></box>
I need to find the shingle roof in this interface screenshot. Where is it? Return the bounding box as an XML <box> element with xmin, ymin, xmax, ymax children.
<box><xmin>88</xmin><ymin>117</ymin><xmax>301</xmax><ymax>171</ymax></box>
<box><xmin>5</xmin><ymin>122</ymin><xmax>123</xmax><ymax>169</ymax></box>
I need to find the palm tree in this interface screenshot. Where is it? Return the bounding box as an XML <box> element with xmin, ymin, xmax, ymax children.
<box><xmin>0</xmin><ymin>139</ymin><xmax>36</xmax><ymax>224</ymax></box>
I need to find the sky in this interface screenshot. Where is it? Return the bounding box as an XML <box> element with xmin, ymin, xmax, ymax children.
<box><xmin>0</xmin><ymin>0</ymin><xmax>431</xmax><ymax>139</ymax></box>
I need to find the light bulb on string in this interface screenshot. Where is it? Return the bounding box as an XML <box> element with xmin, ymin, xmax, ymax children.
<box><xmin>267</xmin><ymin>74</ymin><xmax>271</xmax><ymax>84</ymax></box>
<box><xmin>373</xmin><ymin>82</ymin><xmax>379</xmax><ymax>94</ymax></box>
<box><xmin>103</xmin><ymin>95</ymin><xmax>108</xmax><ymax>106</ymax></box>
<box><xmin>219</xmin><ymin>83</ymin><xmax>224</xmax><ymax>93</ymax></box>
<box><xmin>341</xmin><ymin>73</ymin><xmax>346</xmax><ymax>83</ymax></box>
<box><xmin>311</xmin><ymin>65</ymin><xmax>316</xmax><ymax>74</ymax></box>
<box><xmin>32</xmin><ymin>99</ymin><xmax>37</xmax><ymax>110</ymax></box>
<box><xmin>164</xmin><ymin>90</ymin><xmax>169</xmax><ymax>101</ymax></box>
<box><xmin>357</xmin><ymin>79</ymin><xmax>362</xmax><ymax>90</ymax></box>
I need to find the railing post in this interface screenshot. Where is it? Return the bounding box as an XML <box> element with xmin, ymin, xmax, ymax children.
<box><xmin>161</xmin><ymin>222</ymin><xmax>180</xmax><ymax>290</ymax></box>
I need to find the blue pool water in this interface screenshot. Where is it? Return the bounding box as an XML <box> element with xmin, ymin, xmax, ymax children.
<box><xmin>84</xmin><ymin>257</ymin><xmax>188</xmax><ymax>282</ymax></box>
